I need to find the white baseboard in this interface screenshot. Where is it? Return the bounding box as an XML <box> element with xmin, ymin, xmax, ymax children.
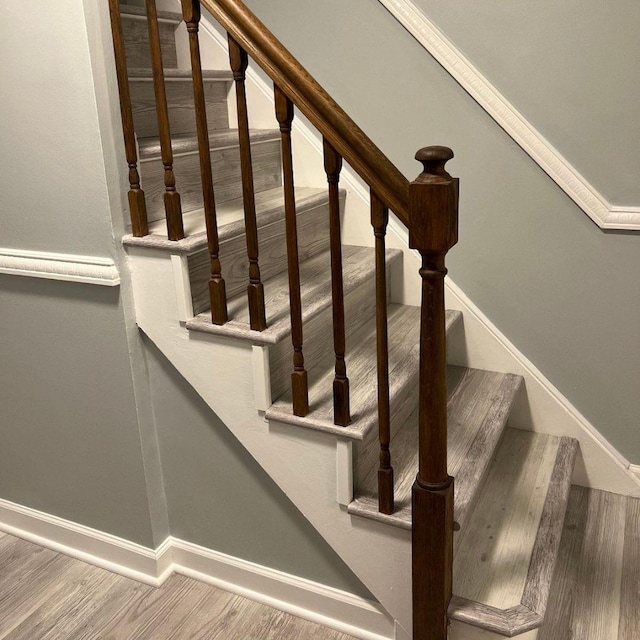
<box><xmin>0</xmin><ymin>497</ymin><xmax>166</xmax><ymax>585</ymax></box>
<box><xmin>170</xmin><ymin>538</ymin><xmax>394</xmax><ymax>640</ymax></box>
<box><xmin>0</xmin><ymin>248</ymin><xmax>120</xmax><ymax>286</ymax></box>
<box><xmin>0</xmin><ymin>498</ymin><xmax>394</xmax><ymax>640</ymax></box>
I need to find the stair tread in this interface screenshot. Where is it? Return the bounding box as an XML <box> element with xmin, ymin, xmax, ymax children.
<box><xmin>138</xmin><ymin>128</ymin><xmax>279</xmax><ymax>161</ymax></box>
<box><xmin>128</xmin><ymin>68</ymin><xmax>233</xmax><ymax>81</ymax></box>
<box><xmin>448</xmin><ymin>429</ymin><xmax>578</xmax><ymax>635</ymax></box>
<box><xmin>187</xmin><ymin>245</ymin><xmax>402</xmax><ymax>346</ymax></box>
<box><xmin>118</xmin><ymin>4</ymin><xmax>182</xmax><ymax>23</ymax></box>
<box><xmin>349</xmin><ymin>367</ymin><xmax>523</xmax><ymax>530</ymax></box>
<box><xmin>264</xmin><ymin>305</ymin><xmax>462</xmax><ymax>440</ymax></box>
<box><xmin>123</xmin><ymin>186</ymin><xmax>326</xmax><ymax>253</ymax></box>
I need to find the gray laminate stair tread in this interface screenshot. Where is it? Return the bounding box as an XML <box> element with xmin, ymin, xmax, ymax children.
<box><xmin>122</xmin><ymin>187</ymin><xmax>328</xmax><ymax>253</ymax></box>
<box><xmin>447</xmin><ymin>429</ymin><xmax>578</xmax><ymax>636</ymax></box>
<box><xmin>348</xmin><ymin>367</ymin><xmax>523</xmax><ymax>530</ymax></box>
<box><xmin>265</xmin><ymin>305</ymin><xmax>462</xmax><ymax>440</ymax></box>
<box><xmin>138</xmin><ymin>128</ymin><xmax>279</xmax><ymax>160</ymax></box>
<box><xmin>187</xmin><ymin>245</ymin><xmax>401</xmax><ymax>346</ymax></box>
<box><xmin>118</xmin><ymin>4</ymin><xmax>182</xmax><ymax>22</ymax></box>
<box><xmin>128</xmin><ymin>68</ymin><xmax>233</xmax><ymax>81</ymax></box>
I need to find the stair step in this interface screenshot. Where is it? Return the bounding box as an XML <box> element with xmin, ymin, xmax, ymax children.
<box><xmin>119</xmin><ymin>5</ymin><xmax>179</xmax><ymax>70</ymax></box>
<box><xmin>130</xmin><ymin>69</ymin><xmax>232</xmax><ymax>138</ymax></box>
<box><xmin>138</xmin><ymin>129</ymin><xmax>281</xmax><ymax>224</ymax></box>
<box><xmin>264</xmin><ymin>305</ymin><xmax>462</xmax><ymax>440</ymax></box>
<box><xmin>449</xmin><ymin>429</ymin><xmax>578</xmax><ymax>636</ymax></box>
<box><xmin>187</xmin><ymin>245</ymin><xmax>401</xmax><ymax>347</ymax></box>
<box><xmin>349</xmin><ymin>367</ymin><xmax>523</xmax><ymax>531</ymax></box>
<box><xmin>123</xmin><ymin>186</ymin><xmax>327</xmax><ymax>252</ymax></box>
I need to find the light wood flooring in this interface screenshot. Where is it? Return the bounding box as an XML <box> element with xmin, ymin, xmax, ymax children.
<box><xmin>0</xmin><ymin>533</ymin><xmax>355</xmax><ymax>640</ymax></box>
<box><xmin>0</xmin><ymin>485</ymin><xmax>637</xmax><ymax>639</ymax></box>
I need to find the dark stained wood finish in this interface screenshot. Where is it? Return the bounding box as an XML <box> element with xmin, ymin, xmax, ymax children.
<box><xmin>371</xmin><ymin>191</ymin><xmax>394</xmax><ymax>515</ymax></box>
<box><xmin>145</xmin><ymin>0</ymin><xmax>184</xmax><ymax>240</ymax></box>
<box><xmin>108</xmin><ymin>0</ymin><xmax>149</xmax><ymax>237</ymax></box>
<box><xmin>181</xmin><ymin>0</ymin><xmax>228</xmax><ymax>324</ymax></box>
<box><xmin>409</xmin><ymin>147</ymin><xmax>459</xmax><ymax>640</ymax></box>
<box><xmin>323</xmin><ymin>139</ymin><xmax>350</xmax><ymax>427</ymax></box>
<box><xmin>199</xmin><ymin>0</ymin><xmax>409</xmax><ymax>223</ymax></box>
<box><xmin>228</xmin><ymin>35</ymin><xmax>267</xmax><ymax>331</ymax></box>
<box><xmin>275</xmin><ymin>85</ymin><xmax>308</xmax><ymax>417</ymax></box>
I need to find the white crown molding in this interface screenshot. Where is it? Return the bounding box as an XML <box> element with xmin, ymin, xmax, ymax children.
<box><xmin>377</xmin><ymin>0</ymin><xmax>640</xmax><ymax>231</ymax></box>
<box><xmin>0</xmin><ymin>497</ymin><xmax>394</xmax><ymax>640</ymax></box>
<box><xmin>0</xmin><ymin>248</ymin><xmax>120</xmax><ymax>286</ymax></box>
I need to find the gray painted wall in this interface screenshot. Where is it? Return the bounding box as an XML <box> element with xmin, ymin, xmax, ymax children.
<box><xmin>413</xmin><ymin>0</ymin><xmax>640</xmax><ymax>206</ymax></box>
<box><xmin>0</xmin><ymin>278</ymin><xmax>155</xmax><ymax>546</ymax></box>
<box><xmin>0</xmin><ymin>0</ymin><xmax>158</xmax><ymax>546</ymax></box>
<box><xmin>239</xmin><ymin>0</ymin><xmax>640</xmax><ymax>462</ymax></box>
<box><xmin>0</xmin><ymin>0</ymin><xmax>375</xmax><ymax>596</ymax></box>
<box><xmin>143</xmin><ymin>337</ymin><xmax>371</xmax><ymax>597</ymax></box>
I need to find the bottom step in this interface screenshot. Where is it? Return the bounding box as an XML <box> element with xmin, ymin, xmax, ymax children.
<box><xmin>449</xmin><ymin>429</ymin><xmax>578</xmax><ymax>637</ymax></box>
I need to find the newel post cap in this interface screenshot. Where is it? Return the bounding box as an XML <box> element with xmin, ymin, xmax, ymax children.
<box><xmin>409</xmin><ymin>146</ymin><xmax>459</xmax><ymax>252</ymax></box>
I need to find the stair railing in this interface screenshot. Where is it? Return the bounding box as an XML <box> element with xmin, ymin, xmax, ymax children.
<box><xmin>108</xmin><ymin>1</ymin><xmax>459</xmax><ymax>638</ymax></box>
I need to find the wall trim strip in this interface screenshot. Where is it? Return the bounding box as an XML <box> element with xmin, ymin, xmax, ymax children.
<box><xmin>0</xmin><ymin>248</ymin><xmax>120</xmax><ymax>286</ymax></box>
<box><xmin>376</xmin><ymin>0</ymin><xmax>640</xmax><ymax>231</ymax></box>
<box><xmin>0</xmin><ymin>497</ymin><xmax>394</xmax><ymax>640</ymax></box>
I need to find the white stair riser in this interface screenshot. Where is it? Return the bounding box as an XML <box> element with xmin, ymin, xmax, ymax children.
<box><xmin>131</xmin><ymin>78</ymin><xmax>230</xmax><ymax>138</ymax></box>
<box><xmin>140</xmin><ymin>138</ymin><xmax>282</xmax><ymax>223</ymax></box>
<box><xmin>121</xmin><ymin>14</ymin><xmax>178</xmax><ymax>69</ymax></box>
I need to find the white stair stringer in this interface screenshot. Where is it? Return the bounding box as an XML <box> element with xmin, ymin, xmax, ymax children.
<box><xmin>127</xmin><ymin>246</ymin><xmax>413</xmax><ymax>634</ymax></box>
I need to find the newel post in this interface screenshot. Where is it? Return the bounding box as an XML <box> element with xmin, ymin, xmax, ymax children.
<box><xmin>409</xmin><ymin>146</ymin><xmax>458</xmax><ymax>640</ymax></box>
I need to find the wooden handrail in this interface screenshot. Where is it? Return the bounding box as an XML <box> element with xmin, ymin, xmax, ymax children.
<box><xmin>199</xmin><ymin>0</ymin><xmax>410</xmax><ymax>225</ymax></box>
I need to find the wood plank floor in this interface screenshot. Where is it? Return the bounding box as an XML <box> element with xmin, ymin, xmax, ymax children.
<box><xmin>1</xmin><ymin>485</ymin><xmax>638</xmax><ymax>639</ymax></box>
<box><xmin>538</xmin><ymin>485</ymin><xmax>640</xmax><ymax>639</ymax></box>
<box><xmin>0</xmin><ymin>533</ymin><xmax>356</xmax><ymax>640</ymax></box>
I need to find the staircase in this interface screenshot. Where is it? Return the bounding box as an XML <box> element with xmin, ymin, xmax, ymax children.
<box><xmin>111</xmin><ymin>2</ymin><xmax>580</xmax><ymax>638</ymax></box>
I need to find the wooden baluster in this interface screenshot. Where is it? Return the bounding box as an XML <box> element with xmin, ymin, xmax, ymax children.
<box><xmin>145</xmin><ymin>0</ymin><xmax>184</xmax><ymax>240</ymax></box>
<box><xmin>107</xmin><ymin>0</ymin><xmax>148</xmax><ymax>237</ymax></box>
<box><xmin>228</xmin><ymin>35</ymin><xmax>267</xmax><ymax>331</ymax></box>
<box><xmin>371</xmin><ymin>191</ymin><xmax>394</xmax><ymax>515</ymax></box>
<box><xmin>274</xmin><ymin>85</ymin><xmax>308</xmax><ymax>417</ymax></box>
<box><xmin>409</xmin><ymin>146</ymin><xmax>459</xmax><ymax>640</ymax></box>
<box><xmin>323</xmin><ymin>139</ymin><xmax>351</xmax><ymax>427</ymax></box>
<box><xmin>181</xmin><ymin>0</ymin><xmax>228</xmax><ymax>324</ymax></box>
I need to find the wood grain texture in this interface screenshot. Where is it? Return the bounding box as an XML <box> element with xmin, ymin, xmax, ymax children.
<box><xmin>268</xmin><ymin>248</ymin><xmax>401</xmax><ymax>401</ymax></box>
<box><xmin>350</xmin><ymin>368</ymin><xmax>522</xmax><ymax>531</ymax></box>
<box><xmin>187</xmin><ymin>192</ymin><xmax>335</xmax><ymax>316</ymax></box>
<box><xmin>521</xmin><ymin>438</ymin><xmax>578</xmax><ymax>622</ymax></box>
<box><xmin>619</xmin><ymin>497</ymin><xmax>640</xmax><ymax>640</ymax></box>
<box><xmin>182</xmin><ymin>0</ymin><xmax>228</xmax><ymax>325</ymax></box>
<box><xmin>536</xmin><ymin>487</ymin><xmax>640</xmax><ymax>640</ymax></box>
<box><xmin>265</xmin><ymin>306</ymin><xmax>460</xmax><ymax>441</ymax></box>
<box><xmin>123</xmin><ymin>186</ymin><xmax>326</xmax><ymax>253</ymax></box>
<box><xmin>0</xmin><ymin>534</ymin><xmax>356</xmax><ymax>640</ymax></box>
<box><xmin>131</xmin><ymin>75</ymin><xmax>230</xmax><ymax>138</ymax></box>
<box><xmin>198</xmin><ymin>0</ymin><xmax>409</xmax><ymax>222</ymax></box>
<box><xmin>573</xmin><ymin>490</ymin><xmax>626</xmax><ymax>640</ymax></box>
<box><xmin>120</xmin><ymin>9</ymin><xmax>178</xmax><ymax>73</ymax></box>
<box><xmin>453</xmin><ymin>429</ymin><xmax>560</xmax><ymax>611</ymax></box>
<box><xmin>108</xmin><ymin>0</ymin><xmax>149</xmax><ymax>237</ymax></box>
<box><xmin>535</xmin><ymin>485</ymin><xmax>589</xmax><ymax>640</ymax></box>
<box><xmin>140</xmin><ymin>131</ymin><xmax>281</xmax><ymax>223</ymax></box>
<box><xmin>144</xmin><ymin>0</ymin><xmax>184</xmax><ymax>240</ymax></box>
